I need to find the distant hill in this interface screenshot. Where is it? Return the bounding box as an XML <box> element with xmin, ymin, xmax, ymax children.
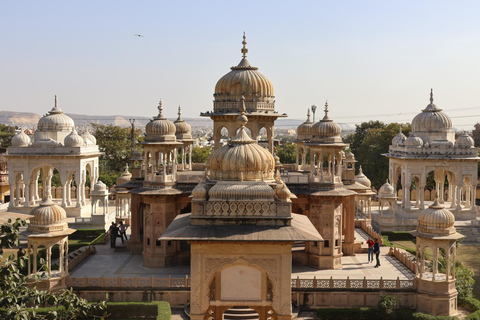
<box><xmin>0</xmin><ymin>110</ymin><xmax>352</xmax><ymax>130</ymax></box>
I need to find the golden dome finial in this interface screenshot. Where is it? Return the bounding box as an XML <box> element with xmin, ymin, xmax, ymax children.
<box><xmin>324</xmin><ymin>101</ymin><xmax>329</xmax><ymax>116</ymax></box>
<box><xmin>430</xmin><ymin>88</ymin><xmax>434</xmax><ymax>104</ymax></box>
<box><xmin>241</xmin><ymin>32</ymin><xmax>248</xmax><ymax>58</ymax></box>
<box><xmin>157</xmin><ymin>99</ymin><xmax>163</xmax><ymax>117</ymax></box>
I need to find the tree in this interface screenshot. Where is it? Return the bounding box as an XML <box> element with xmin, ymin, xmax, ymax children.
<box><xmin>276</xmin><ymin>143</ymin><xmax>296</xmax><ymax>164</ymax></box>
<box><xmin>92</xmin><ymin>124</ymin><xmax>144</xmax><ymax>174</ymax></box>
<box><xmin>344</xmin><ymin>122</ymin><xmax>411</xmax><ymax>190</ymax></box>
<box><xmin>0</xmin><ymin>124</ymin><xmax>16</xmax><ymax>148</ymax></box>
<box><xmin>191</xmin><ymin>146</ymin><xmax>211</xmax><ymax>164</ymax></box>
<box><xmin>0</xmin><ymin>218</ymin><xmax>106</xmax><ymax>319</ymax></box>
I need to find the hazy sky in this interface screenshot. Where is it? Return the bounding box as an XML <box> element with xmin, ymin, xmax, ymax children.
<box><xmin>1</xmin><ymin>1</ymin><xmax>480</xmax><ymax>129</ymax></box>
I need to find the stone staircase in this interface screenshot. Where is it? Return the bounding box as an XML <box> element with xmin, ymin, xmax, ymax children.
<box><xmin>223</xmin><ymin>307</ymin><xmax>260</xmax><ymax>320</ymax></box>
<box><xmin>455</xmin><ymin>220</ymin><xmax>480</xmax><ymax>244</ymax></box>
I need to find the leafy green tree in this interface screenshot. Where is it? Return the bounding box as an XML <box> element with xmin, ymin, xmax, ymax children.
<box><xmin>0</xmin><ymin>218</ymin><xmax>106</xmax><ymax>319</ymax></box>
<box><xmin>92</xmin><ymin>124</ymin><xmax>144</xmax><ymax>175</ymax></box>
<box><xmin>276</xmin><ymin>143</ymin><xmax>296</xmax><ymax>164</ymax></box>
<box><xmin>344</xmin><ymin>122</ymin><xmax>411</xmax><ymax>189</ymax></box>
<box><xmin>0</xmin><ymin>124</ymin><xmax>16</xmax><ymax>148</ymax></box>
<box><xmin>192</xmin><ymin>146</ymin><xmax>211</xmax><ymax>164</ymax></box>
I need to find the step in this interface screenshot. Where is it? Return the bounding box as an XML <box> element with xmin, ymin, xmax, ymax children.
<box><xmin>223</xmin><ymin>307</ymin><xmax>260</xmax><ymax>320</ymax></box>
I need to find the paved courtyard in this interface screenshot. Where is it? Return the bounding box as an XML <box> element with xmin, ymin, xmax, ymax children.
<box><xmin>70</xmin><ymin>228</ymin><xmax>414</xmax><ymax>280</ymax></box>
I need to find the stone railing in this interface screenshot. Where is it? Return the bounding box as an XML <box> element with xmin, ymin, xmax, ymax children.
<box><xmin>68</xmin><ymin>275</ymin><xmax>413</xmax><ymax>291</ymax></box>
<box><xmin>177</xmin><ymin>173</ymin><xmax>203</xmax><ymax>183</ymax></box>
<box><xmin>291</xmin><ymin>276</ymin><xmax>415</xmax><ymax>290</ymax></box>
<box><xmin>360</xmin><ymin>220</ymin><xmax>383</xmax><ymax>246</ymax></box>
<box><xmin>281</xmin><ymin>174</ymin><xmax>309</xmax><ymax>184</ymax></box>
<box><xmin>390</xmin><ymin>247</ymin><xmax>417</xmax><ymax>273</ymax></box>
<box><xmin>68</xmin><ymin>275</ymin><xmax>191</xmax><ymax>289</ymax></box>
<box><xmin>68</xmin><ymin>246</ymin><xmax>96</xmax><ymax>272</ymax></box>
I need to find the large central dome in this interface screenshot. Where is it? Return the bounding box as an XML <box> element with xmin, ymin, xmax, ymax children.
<box><xmin>213</xmin><ymin>34</ymin><xmax>275</xmax><ymax>112</ymax></box>
<box><xmin>208</xmin><ymin>97</ymin><xmax>275</xmax><ymax>181</ymax></box>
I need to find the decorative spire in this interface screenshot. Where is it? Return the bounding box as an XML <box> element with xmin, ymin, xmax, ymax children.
<box><xmin>178</xmin><ymin>105</ymin><xmax>181</xmax><ymax>118</ymax></box>
<box><xmin>307</xmin><ymin>109</ymin><xmax>311</xmax><ymax>122</ymax></box>
<box><xmin>399</xmin><ymin>124</ymin><xmax>402</xmax><ymax>134</ymax></box>
<box><xmin>157</xmin><ymin>100</ymin><xmax>164</xmax><ymax>118</ymax></box>
<box><xmin>236</xmin><ymin>95</ymin><xmax>248</xmax><ymax>126</ymax></box>
<box><xmin>324</xmin><ymin>101</ymin><xmax>329</xmax><ymax>116</ymax></box>
<box><xmin>241</xmin><ymin>32</ymin><xmax>248</xmax><ymax>58</ymax></box>
<box><xmin>359</xmin><ymin>165</ymin><xmax>363</xmax><ymax>174</ymax></box>
<box><xmin>430</xmin><ymin>88</ymin><xmax>434</xmax><ymax>104</ymax></box>
<box><xmin>55</xmin><ymin>95</ymin><xmax>58</xmax><ymax>108</ymax></box>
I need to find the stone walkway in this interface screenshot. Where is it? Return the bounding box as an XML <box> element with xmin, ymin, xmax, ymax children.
<box><xmin>70</xmin><ymin>239</ymin><xmax>414</xmax><ymax>280</ymax></box>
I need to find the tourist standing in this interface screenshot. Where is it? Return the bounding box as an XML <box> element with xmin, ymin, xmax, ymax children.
<box><xmin>109</xmin><ymin>222</ymin><xmax>119</xmax><ymax>248</ymax></box>
<box><xmin>373</xmin><ymin>238</ymin><xmax>381</xmax><ymax>268</ymax></box>
<box><xmin>366</xmin><ymin>237</ymin><xmax>375</xmax><ymax>263</ymax></box>
<box><xmin>119</xmin><ymin>221</ymin><xmax>128</xmax><ymax>244</ymax></box>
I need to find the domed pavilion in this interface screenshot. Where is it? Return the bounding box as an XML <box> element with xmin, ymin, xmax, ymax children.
<box><xmin>200</xmin><ymin>33</ymin><xmax>286</xmax><ymax>153</ymax></box>
<box><xmin>410</xmin><ymin>199</ymin><xmax>463</xmax><ymax>316</ymax></box>
<box><xmin>6</xmin><ymin>96</ymin><xmax>102</xmax><ymax>219</ymax></box>
<box><xmin>382</xmin><ymin>89</ymin><xmax>479</xmax><ymax>231</ymax></box>
<box><xmin>161</xmin><ymin>99</ymin><xmax>322</xmax><ymax>320</ymax></box>
<box><xmin>26</xmin><ymin>195</ymin><xmax>75</xmax><ymax>291</ymax></box>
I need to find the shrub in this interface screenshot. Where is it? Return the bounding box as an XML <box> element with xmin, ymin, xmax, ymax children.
<box><xmin>456</xmin><ymin>266</ymin><xmax>475</xmax><ymax>300</ymax></box>
<box><xmin>465</xmin><ymin>310</ymin><xmax>480</xmax><ymax>320</ymax></box>
<box><xmin>461</xmin><ymin>297</ymin><xmax>480</xmax><ymax>312</ymax></box>
<box><xmin>378</xmin><ymin>294</ymin><xmax>399</xmax><ymax>316</ymax></box>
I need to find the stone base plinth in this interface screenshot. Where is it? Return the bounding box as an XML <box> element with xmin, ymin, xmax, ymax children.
<box><xmin>416</xmin><ymin>278</ymin><xmax>458</xmax><ymax>316</ymax></box>
<box><xmin>308</xmin><ymin>253</ymin><xmax>342</xmax><ymax>270</ymax></box>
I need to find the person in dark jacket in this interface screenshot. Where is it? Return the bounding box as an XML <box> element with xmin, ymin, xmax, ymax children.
<box><xmin>373</xmin><ymin>238</ymin><xmax>381</xmax><ymax>268</ymax></box>
<box><xmin>109</xmin><ymin>222</ymin><xmax>119</xmax><ymax>248</ymax></box>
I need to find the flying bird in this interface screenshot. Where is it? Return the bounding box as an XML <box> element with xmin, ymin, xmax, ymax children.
<box><xmin>134</xmin><ymin>34</ymin><xmax>144</xmax><ymax>38</ymax></box>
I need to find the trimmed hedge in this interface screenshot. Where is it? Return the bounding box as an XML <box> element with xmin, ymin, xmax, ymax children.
<box><xmin>382</xmin><ymin>231</ymin><xmax>415</xmax><ymax>242</ymax></box>
<box><xmin>317</xmin><ymin>308</ymin><xmax>415</xmax><ymax>320</ymax></box>
<box><xmin>381</xmin><ymin>235</ymin><xmax>417</xmax><ymax>256</ymax></box>
<box><xmin>462</xmin><ymin>297</ymin><xmax>480</xmax><ymax>312</ymax></box>
<box><xmin>316</xmin><ymin>308</ymin><xmax>460</xmax><ymax>320</ymax></box>
<box><xmin>69</xmin><ymin>229</ymin><xmax>105</xmax><ymax>241</ymax></box>
<box><xmin>105</xmin><ymin>301</ymin><xmax>171</xmax><ymax>320</ymax></box>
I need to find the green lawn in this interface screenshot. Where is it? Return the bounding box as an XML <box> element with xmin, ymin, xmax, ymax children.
<box><xmin>457</xmin><ymin>245</ymin><xmax>480</xmax><ymax>299</ymax></box>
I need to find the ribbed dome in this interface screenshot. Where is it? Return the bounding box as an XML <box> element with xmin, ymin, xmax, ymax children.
<box><xmin>345</xmin><ymin>152</ymin><xmax>355</xmax><ymax>161</ymax></box>
<box><xmin>192</xmin><ymin>179</ymin><xmax>207</xmax><ymax>200</ymax></box>
<box><xmin>91</xmin><ymin>180</ymin><xmax>108</xmax><ymax>196</ymax></box>
<box><xmin>116</xmin><ymin>166</ymin><xmax>132</xmax><ymax>186</ymax></box>
<box><xmin>130</xmin><ymin>149</ymin><xmax>143</xmax><ymax>161</ymax></box>
<box><xmin>28</xmin><ymin>198</ymin><xmax>67</xmax><ymax>233</ymax></box>
<box><xmin>64</xmin><ymin>130</ymin><xmax>85</xmax><ymax>147</ymax></box>
<box><xmin>405</xmin><ymin>134</ymin><xmax>423</xmax><ymax>147</ymax></box>
<box><xmin>312</xmin><ymin>103</ymin><xmax>342</xmax><ymax>138</ymax></box>
<box><xmin>37</xmin><ymin>96</ymin><xmax>75</xmax><ymax>132</ymax></box>
<box><xmin>417</xmin><ymin>199</ymin><xmax>456</xmax><ymax>236</ymax></box>
<box><xmin>82</xmin><ymin>131</ymin><xmax>97</xmax><ymax>145</ymax></box>
<box><xmin>355</xmin><ymin>166</ymin><xmax>371</xmax><ymax>188</ymax></box>
<box><xmin>456</xmin><ymin>132</ymin><xmax>474</xmax><ymax>148</ymax></box>
<box><xmin>145</xmin><ymin>101</ymin><xmax>176</xmax><ymax>140</ymax></box>
<box><xmin>392</xmin><ymin>127</ymin><xmax>407</xmax><ymax>145</ymax></box>
<box><xmin>12</xmin><ymin>130</ymin><xmax>31</xmax><ymax>147</ymax></box>
<box><xmin>411</xmin><ymin>90</ymin><xmax>452</xmax><ymax>133</ymax></box>
<box><xmin>214</xmin><ymin>34</ymin><xmax>274</xmax><ymax>106</ymax></box>
<box><xmin>209</xmin><ymin>181</ymin><xmax>275</xmax><ymax>200</ymax></box>
<box><xmin>297</xmin><ymin>109</ymin><xmax>314</xmax><ymax>137</ymax></box>
<box><xmin>174</xmin><ymin>106</ymin><xmax>192</xmax><ymax>138</ymax></box>
<box><xmin>208</xmin><ymin>98</ymin><xmax>275</xmax><ymax>181</ymax></box>
<box><xmin>378</xmin><ymin>180</ymin><xmax>396</xmax><ymax>198</ymax></box>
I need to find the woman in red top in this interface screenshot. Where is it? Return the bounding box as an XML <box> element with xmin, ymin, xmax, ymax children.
<box><xmin>366</xmin><ymin>238</ymin><xmax>375</xmax><ymax>263</ymax></box>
